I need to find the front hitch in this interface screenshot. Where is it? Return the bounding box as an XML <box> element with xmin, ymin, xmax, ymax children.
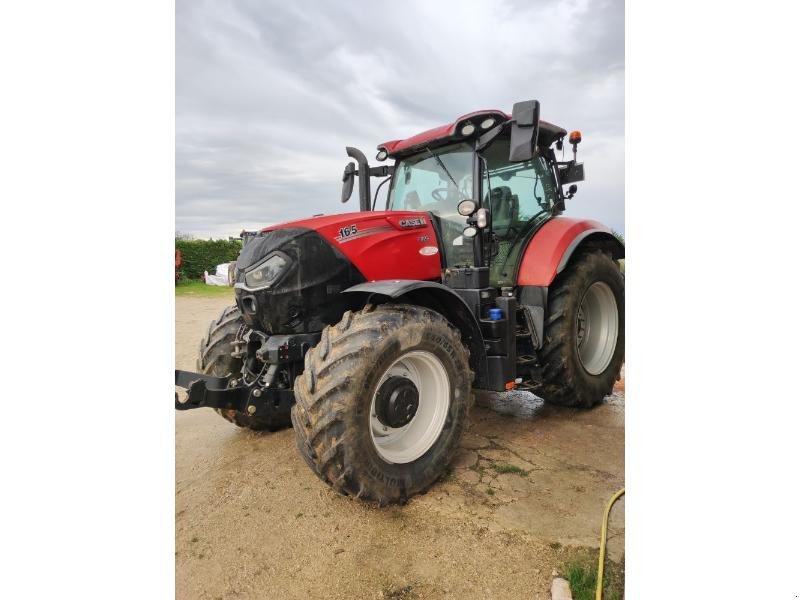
<box><xmin>174</xmin><ymin>369</ymin><xmax>294</xmax><ymax>419</ymax></box>
<box><xmin>175</xmin><ymin>331</ymin><xmax>318</xmax><ymax>419</ymax></box>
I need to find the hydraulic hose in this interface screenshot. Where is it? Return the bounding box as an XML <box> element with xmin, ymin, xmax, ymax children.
<box><xmin>596</xmin><ymin>487</ymin><xmax>625</xmax><ymax>600</ymax></box>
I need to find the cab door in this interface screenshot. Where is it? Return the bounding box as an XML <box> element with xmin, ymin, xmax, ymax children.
<box><xmin>481</xmin><ymin>138</ymin><xmax>558</xmax><ymax>287</ymax></box>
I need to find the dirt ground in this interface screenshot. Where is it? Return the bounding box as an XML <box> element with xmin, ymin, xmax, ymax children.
<box><xmin>176</xmin><ymin>294</ymin><xmax>624</xmax><ymax>600</ymax></box>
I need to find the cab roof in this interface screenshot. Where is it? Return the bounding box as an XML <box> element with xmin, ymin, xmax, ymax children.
<box><xmin>378</xmin><ymin>109</ymin><xmax>567</xmax><ymax>159</ymax></box>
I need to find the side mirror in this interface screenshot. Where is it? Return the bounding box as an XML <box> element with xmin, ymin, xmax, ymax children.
<box><xmin>341</xmin><ymin>162</ymin><xmax>355</xmax><ymax>203</ymax></box>
<box><xmin>565</xmin><ymin>184</ymin><xmax>578</xmax><ymax>199</ymax></box>
<box><xmin>508</xmin><ymin>99</ymin><xmax>540</xmax><ymax>162</ymax></box>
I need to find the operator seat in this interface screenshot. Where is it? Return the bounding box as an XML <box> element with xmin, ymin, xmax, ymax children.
<box><xmin>488</xmin><ymin>186</ymin><xmax>518</xmax><ymax>238</ymax></box>
<box><xmin>404</xmin><ymin>190</ymin><xmax>422</xmax><ymax>210</ymax></box>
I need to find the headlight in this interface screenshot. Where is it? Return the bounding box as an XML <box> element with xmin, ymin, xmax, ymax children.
<box><xmin>244</xmin><ymin>254</ymin><xmax>288</xmax><ymax>289</ymax></box>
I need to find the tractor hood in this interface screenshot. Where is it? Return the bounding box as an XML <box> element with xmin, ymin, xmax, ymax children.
<box><xmin>232</xmin><ymin>211</ymin><xmax>444</xmax><ymax>335</ymax></box>
<box><xmin>262</xmin><ymin>211</ymin><xmax>443</xmax><ymax>282</ymax></box>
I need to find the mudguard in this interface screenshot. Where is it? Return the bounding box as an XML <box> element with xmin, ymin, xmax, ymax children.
<box><xmin>517</xmin><ymin>217</ymin><xmax>624</xmax><ymax>286</ymax></box>
<box><xmin>343</xmin><ymin>280</ymin><xmax>489</xmax><ymax>389</ymax></box>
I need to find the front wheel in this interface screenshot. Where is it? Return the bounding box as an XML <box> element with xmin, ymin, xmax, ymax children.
<box><xmin>535</xmin><ymin>250</ymin><xmax>625</xmax><ymax>408</ymax></box>
<box><xmin>291</xmin><ymin>304</ymin><xmax>472</xmax><ymax>505</ymax></box>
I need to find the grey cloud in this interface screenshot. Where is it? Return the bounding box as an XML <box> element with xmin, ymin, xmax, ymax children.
<box><xmin>177</xmin><ymin>0</ymin><xmax>624</xmax><ymax>238</ymax></box>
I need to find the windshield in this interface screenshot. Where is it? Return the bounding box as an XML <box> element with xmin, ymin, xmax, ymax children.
<box><xmin>387</xmin><ymin>143</ymin><xmax>474</xmax><ymax>265</ymax></box>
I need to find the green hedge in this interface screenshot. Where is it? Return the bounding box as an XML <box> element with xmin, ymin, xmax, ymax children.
<box><xmin>176</xmin><ymin>239</ymin><xmax>242</xmax><ymax>280</ymax></box>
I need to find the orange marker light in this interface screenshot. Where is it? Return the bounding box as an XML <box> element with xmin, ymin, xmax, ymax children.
<box><xmin>569</xmin><ymin>130</ymin><xmax>582</xmax><ymax>145</ymax></box>
<box><xmin>505</xmin><ymin>381</ymin><xmax>516</xmax><ymax>391</ymax></box>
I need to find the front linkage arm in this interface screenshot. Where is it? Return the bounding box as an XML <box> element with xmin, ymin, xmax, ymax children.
<box><xmin>175</xmin><ymin>331</ymin><xmax>320</xmax><ymax>419</ymax></box>
<box><xmin>174</xmin><ymin>369</ymin><xmax>296</xmax><ymax>419</ymax></box>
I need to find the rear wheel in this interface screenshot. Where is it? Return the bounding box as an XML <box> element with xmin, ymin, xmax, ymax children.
<box><xmin>291</xmin><ymin>304</ymin><xmax>472</xmax><ymax>505</ymax></box>
<box><xmin>197</xmin><ymin>305</ymin><xmax>291</xmax><ymax>431</ymax></box>
<box><xmin>535</xmin><ymin>250</ymin><xmax>624</xmax><ymax>408</ymax></box>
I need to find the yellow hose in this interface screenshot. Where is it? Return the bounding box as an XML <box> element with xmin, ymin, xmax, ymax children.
<box><xmin>596</xmin><ymin>487</ymin><xmax>625</xmax><ymax>600</ymax></box>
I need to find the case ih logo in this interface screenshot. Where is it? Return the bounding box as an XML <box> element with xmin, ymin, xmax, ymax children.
<box><xmin>399</xmin><ymin>217</ymin><xmax>426</xmax><ymax>228</ymax></box>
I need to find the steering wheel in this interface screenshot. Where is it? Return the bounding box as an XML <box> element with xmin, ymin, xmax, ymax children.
<box><xmin>431</xmin><ymin>188</ymin><xmax>451</xmax><ymax>203</ymax></box>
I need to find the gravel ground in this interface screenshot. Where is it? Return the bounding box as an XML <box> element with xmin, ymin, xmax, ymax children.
<box><xmin>176</xmin><ymin>294</ymin><xmax>624</xmax><ymax>600</ymax></box>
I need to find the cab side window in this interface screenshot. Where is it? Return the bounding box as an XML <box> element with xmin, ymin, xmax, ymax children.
<box><xmin>483</xmin><ymin>138</ymin><xmax>557</xmax><ymax>285</ymax></box>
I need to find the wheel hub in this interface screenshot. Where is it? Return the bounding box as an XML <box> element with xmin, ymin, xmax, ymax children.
<box><xmin>369</xmin><ymin>350</ymin><xmax>451</xmax><ymax>464</ymax></box>
<box><xmin>575</xmin><ymin>281</ymin><xmax>619</xmax><ymax>375</ymax></box>
<box><xmin>375</xmin><ymin>376</ymin><xmax>419</xmax><ymax>428</ymax></box>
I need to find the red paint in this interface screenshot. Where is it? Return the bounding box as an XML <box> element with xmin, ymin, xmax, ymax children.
<box><xmin>378</xmin><ymin>110</ymin><xmax>510</xmax><ymax>157</ymax></box>
<box><xmin>517</xmin><ymin>217</ymin><xmax>610</xmax><ymax>286</ymax></box>
<box><xmin>265</xmin><ymin>211</ymin><xmax>441</xmax><ymax>282</ymax></box>
<box><xmin>377</xmin><ymin>109</ymin><xmax>568</xmax><ymax>159</ymax></box>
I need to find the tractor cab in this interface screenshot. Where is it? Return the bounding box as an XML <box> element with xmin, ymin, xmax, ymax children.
<box><xmin>385</xmin><ymin>133</ymin><xmax>562</xmax><ymax>287</ymax></box>
<box><xmin>342</xmin><ymin>101</ymin><xmax>585</xmax><ymax>288</ymax></box>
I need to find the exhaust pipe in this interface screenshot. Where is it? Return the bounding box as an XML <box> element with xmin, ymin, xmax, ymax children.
<box><xmin>345</xmin><ymin>146</ymin><xmax>371</xmax><ymax>212</ymax></box>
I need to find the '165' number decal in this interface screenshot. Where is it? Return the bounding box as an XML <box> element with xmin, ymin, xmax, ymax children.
<box><xmin>338</xmin><ymin>224</ymin><xmax>358</xmax><ymax>239</ymax></box>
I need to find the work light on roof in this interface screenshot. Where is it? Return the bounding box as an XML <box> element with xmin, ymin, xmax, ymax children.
<box><xmin>480</xmin><ymin>117</ymin><xmax>495</xmax><ymax>130</ymax></box>
<box><xmin>376</xmin><ymin>149</ymin><xmax>388</xmax><ymax>161</ymax></box>
<box><xmin>460</xmin><ymin>123</ymin><xmax>476</xmax><ymax>136</ymax></box>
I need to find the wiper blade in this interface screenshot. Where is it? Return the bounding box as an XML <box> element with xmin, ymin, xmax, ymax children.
<box><xmin>426</xmin><ymin>147</ymin><xmax>466</xmax><ymax>199</ymax></box>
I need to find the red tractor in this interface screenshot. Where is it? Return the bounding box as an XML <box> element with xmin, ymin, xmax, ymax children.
<box><xmin>175</xmin><ymin>100</ymin><xmax>624</xmax><ymax>505</ymax></box>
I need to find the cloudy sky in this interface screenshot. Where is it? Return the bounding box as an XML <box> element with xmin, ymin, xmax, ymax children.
<box><xmin>176</xmin><ymin>0</ymin><xmax>623</xmax><ymax>239</ymax></box>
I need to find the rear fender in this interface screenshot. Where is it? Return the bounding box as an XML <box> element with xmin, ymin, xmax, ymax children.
<box><xmin>342</xmin><ymin>280</ymin><xmax>488</xmax><ymax>389</ymax></box>
<box><xmin>517</xmin><ymin>217</ymin><xmax>624</xmax><ymax>286</ymax></box>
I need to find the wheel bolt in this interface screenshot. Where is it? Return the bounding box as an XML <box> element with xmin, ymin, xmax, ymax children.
<box><xmin>247</xmin><ymin>405</ymin><xmax>257</xmax><ymax>415</ymax></box>
<box><xmin>252</xmin><ymin>388</ymin><xmax>262</xmax><ymax>397</ymax></box>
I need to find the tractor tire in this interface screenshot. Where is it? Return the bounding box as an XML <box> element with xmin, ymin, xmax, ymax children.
<box><xmin>291</xmin><ymin>304</ymin><xmax>472</xmax><ymax>505</ymax></box>
<box><xmin>197</xmin><ymin>305</ymin><xmax>291</xmax><ymax>432</ymax></box>
<box><xmin>535</xmin><ymin>250</ymin><xmax>624</xmax><ymax>408</ymax></box>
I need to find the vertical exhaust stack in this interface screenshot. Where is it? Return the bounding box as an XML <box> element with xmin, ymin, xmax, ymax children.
<box><xmin>345</xmin><ymin>147</ymin><xmax>372</xmax><ymax>212</ymax></box>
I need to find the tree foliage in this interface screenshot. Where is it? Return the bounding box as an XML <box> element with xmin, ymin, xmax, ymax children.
<box><xmin>175</xmin><ymin>238</ymin><xmax>241</xmax><ymax>280</ymax></box>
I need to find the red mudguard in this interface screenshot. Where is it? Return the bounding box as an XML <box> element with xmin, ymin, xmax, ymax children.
<box><xmin>517</xmin><ymin>217</ymin><xmax>612</xmax><ymax>286</ymax></box>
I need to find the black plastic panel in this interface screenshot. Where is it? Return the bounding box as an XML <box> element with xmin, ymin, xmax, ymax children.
<box><xmin>234</xmin><ymin>228</ymin><xmax>366</xmax><ymax>334</ymax></box>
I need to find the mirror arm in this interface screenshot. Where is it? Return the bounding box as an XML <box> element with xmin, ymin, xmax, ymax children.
<box><xmin>369</xmin><ymin>165</ymin><xmax>394</xmax><ymax>177</ymax></box>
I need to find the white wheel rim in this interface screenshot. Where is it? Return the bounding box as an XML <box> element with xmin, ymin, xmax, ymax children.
<box><xmin>369</xmin><ymin>350</ymin><xmax>450</xmax><ymax>464</ymax></box>
<box><xmin>575</xmin><ymin>281</ymin><xmax>619</xmax><ymax>375</ymax></box>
